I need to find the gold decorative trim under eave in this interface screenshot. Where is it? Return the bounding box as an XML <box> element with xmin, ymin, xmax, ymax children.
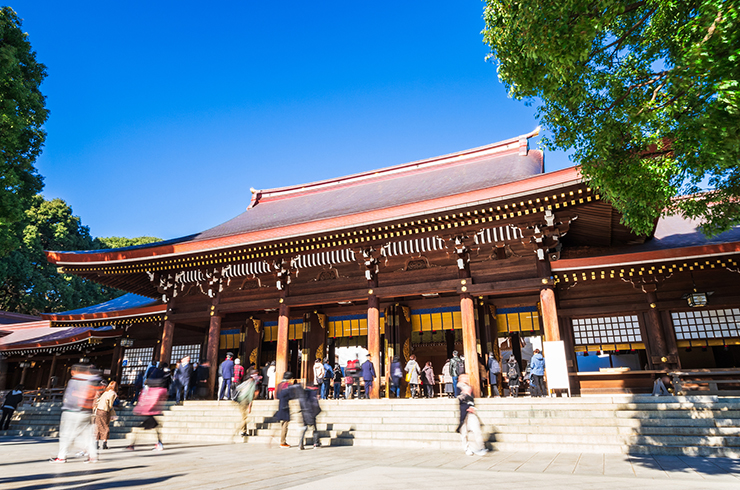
<box><xmin>249</xmin><ymin>347</ymin><xmax>258</xmax><ymax>366</ymax></box>
<box><xmin>60</xmin><ymin>188</ymin><xmax>598</xmax><ymax>276</ymax></box>
<box><xmin>50</xmin><ymin>314</ymin><xmax>164</xmax><ymax>329</ymax></box>
<box><xmin>403</xmin><ymin>338</ymin><xmax>410</xmax><ymax>362</ymax></box>
<box><xmin>317</xmin><ymin>313</ymin><xmax>327</xmax><ymax>330</ymax></box>
<box><xmin>401</xmin><ymin>306</ymin><xmax>411</xmax><ymax>323</ymax></box>
<box><xmin>554</xmin><ymin>257</ymin><xmax>739</xmax><ymax>284</ymax></box>
<box><xmin>252</xmin><ymin>318</ymin><xmax>262</xmax><ymax>333</ymax></box>
<box><xmin>316</xmin><ymin>343</ymin><xmax>324</xmax><ymax>361</ymax></box>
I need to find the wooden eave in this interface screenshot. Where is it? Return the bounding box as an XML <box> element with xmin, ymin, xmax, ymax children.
<box><xmin>50</xmin><ymin>168</ymin><xmax>596</xmax><ymax>292</ymax></box>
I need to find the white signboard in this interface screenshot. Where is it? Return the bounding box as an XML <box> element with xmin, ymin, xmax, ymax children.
<box><xmin>543</xmin><ymin>340</ymin><xmax>570</xmax><ymax>396</ymax></box>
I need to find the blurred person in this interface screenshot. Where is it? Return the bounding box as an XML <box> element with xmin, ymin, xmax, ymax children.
<box><xmin>487</xmin><ymin>352</ymin><xmax>501</xmax><ymax>397</ymax></box>
<box><xmin>442</xmin><ymin>359</ymin><xmax>454</xmax><ymax>398</ymax></box>
<box><xmin>360</xmin><ymin>354</ymin><xmax>376</xmax><ymax>399</ymax></box>
<box><xmin>188</xmin><ymin>362</ymin><xmax>199</xmax><ymax>399</ymax></box>
<box><xmin>529</xmin><ymin>349</ymin><xmax>546</xmax><ymax>397</ymax></box>
<box><xmin>175</xmin><ymin>356</ymin><xmax>193</xmax><ymax>404</ymax></box>
<box><xmin>195</xmin><ymin>361</ymin><xmax>209</xmax><ymax>399</ymax></box>
<box><xmin>267</xmin><ymin>361</ymin><xmax>276</xmax><ymax>399</ymax></box>
<box><xmin>235</xmin><ymin>368</ymin><xmax>259</xmax><ymax>436</ymax></box>
<box><xmin>505</xmin><ymin>355</ymin><xmax>521</xmax><ymax>397</ymax></box>
<box><xmin>321</xmin><ymin>359</ymin><xmax>333</xmax><ymax>400</ymax></box>
<box><xmin>405</xmin><ymin>354</ymin><xmax>421</xmax><ymax>398</ymax></box>
<box><xmin>333</xmin><ymin>361</ymin><xmax>343</xmax><ymax>399</ymax></box>
<box><xmin>126</xmin><ymin>369</ymin><xmax>167</xmax><ymax>451</ymax></box>
<box><xmin>390</xmin><ymin>356</ymin><xmax>402</xmax><ymax>398</ymax></box>
<box><xmin>50</xmin><ymin>364</ymin><xmax>102</xmax><ymax>463</ymax></box>
<box><xmin>456</xmin><ymin>374</ymin><xmax>487</xmax><ymax>456</ymax></box>
<box><xmin>275</xmin><ymin>371</ymin><xmax>295</xmax><ymax>447</ymax></box>
<box><xmin>133</xmin><ymin>370</ymin><xmax>145</xmax><ymax>402</ymax></box>
<box><xmin>298</xmin><ymin>385</ymin><xmax>322</xmax><ymax>449</ymax></box>
<box><xmin>94</xmin><ymin>381</ymin><xmax>117</xmax><ymax>450</ymax></box>
<box><xmin>219</xmin><ymin>353</ymin><xmax>235</xmax><ymax>400</ymax></box>
<box><xmin>422</xmin><ymin>361</ymin><xmax>435</xmax><ymax>398</ymax></box>
<box><xmin>1</xmin><ymin>384</ymin><xmax>23</xmax><ymax>430</ymax></box>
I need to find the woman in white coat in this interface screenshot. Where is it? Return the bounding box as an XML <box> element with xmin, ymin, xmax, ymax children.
<box><xmin>405</xmin><ymin>354</ymin><xmax>421</xmax><ymax>398</ymax></box>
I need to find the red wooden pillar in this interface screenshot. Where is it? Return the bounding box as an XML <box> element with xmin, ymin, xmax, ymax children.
<box><xmin>540</xmin><ymin>288</ymin><xmax>561</xmax><ymax>342</ymax></box>
<box><xmin>367</xmin><ymin>294</ymin><xmax>381</xmax><ymax>399</ymax></box>
<box><xmin>275</xmin><ymin>302</ymin><xmax>290</xmax><ymax>384</ymax></box>
<box><xmin>159</xmin><ymin>319</ymin><xmax>175</xmax><ymax>366</ymax></box>
<box><xmin>206</xmin><ymin>314</ymin><xmax>222</xmax><ymax>399</ymax></box>
<box><xmin>460</xmin><ymin>293</ymin><xmax>481</xmax><ymax>398</ymax></box>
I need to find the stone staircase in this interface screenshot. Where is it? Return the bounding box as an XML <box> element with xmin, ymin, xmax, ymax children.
<box><xmin>3</xmin><ymin>396</ymin><xmax>739</xmax><ymax>457</ymax></box>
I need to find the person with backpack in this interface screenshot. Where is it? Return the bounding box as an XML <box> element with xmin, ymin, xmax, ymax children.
<box><xmin>405</xmin><ymin>354</ymin><xmax>421</xmax><ymax>398</ymax></box>
<box><xmin>487</xmin><ymin>352</ymin><xmax>501</xmax><ymax>397</ymax></box>
<box><xmin>1</xmin><ymin>384</ymin><xmax>23</xmax><ymax>430</ymax></box>
<box><xmin>344</xmin><ymin>357</ymin><xmax>358</xmax><ymax>399</ymax></box>
<box><xmin>450</xmin><ymin>351</ymin><xmax>465</xmax><ymax>396</ymax></box>
<box><xmin>126</xmin><ymin>366</ymin><xmax>168</xmax><ymax>452</ymax></box>
<box><xmin>50</xmin><ymin>364</ymin><xmax>102</xmax><ymax>463</ymax></box>
<box><xmin>313</xmin><ymin>358</ymin><xmax>325</xmax><ymax>394</ymax></box>
<box><xmin>442</xmin><ymin>359</ymin><xmax>454</xmax><ymax>397</ymax></box>
<box><xmin>422</xmin><ymin>361</ymin><xmax>436</xmax><ymax>398</ymax></box>
<box><xmin>321</xmin><ymin>359</ymin><xmax>333</xmax><ymax>400</ymax></box>
<box><xmin>505</xmin><ymin>355</ymin><xmax>522</xmax><ymax>397</ymax></box>
<box><xmin>235</xmin><ymin>368</ymin><xmax>259</xmax><ymax>436</ymax></box>
<box><xmin>298</xmin><ymin>385</ymin><xmax>322</xmax><ymax>449</ymax></box>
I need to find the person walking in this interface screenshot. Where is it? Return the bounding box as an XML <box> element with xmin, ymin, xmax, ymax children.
<box><xmin>127</xmin><ymin>366</ymin><xmax>167</xmax><ymax>452</ymax></box>
<box><xmin>405</xmin><ymin>355</ymin><xmax>421</xmax><ymax>398</ymax></box>
<box><xmin>321</xmin><ymin>359</ymin><xmax>333</xmax><ymax>400</ymax></box>
<box><xmin>390</xmin><ymin>356</ymin><xmax>402</xmax><ymax>398</ymax></box>
<box><xmin>1</xmin><ymin>384</ymin><xmax>23</xmax><ymax>431</ymax></box>
<box><xmin>219</xmin><ymin>353</ymin><xmax>235</xmax><ymax>400</ymax></box>
<box><xmin>360</xmin><ymin>354</ymin><xmax>376</xmax><ymax>398</ymax></box>
<box><xmin>260</xmin><ymin>362</ymin><xmax>270</xmax><ymax>399</ymax></box>
<box><xmin>456</xmin><ymin>374</ymin><xmax>487</xmax><ymax>456</ymax></box>
<box><xmin>93</xmin><ymin>381</ymin><xmax>117</xmax><ymax>450</ymax></box>
<box><xmin>195</xmin><ymin>362</ymin><xmax>209</xmax><ymax>399</ymax></box>
<box><xmin>450</xmin><ymin>351</ymin><xmax>464</xmax><ymax>396</ymax></box>
<box><xmin>298</xmin><ymin>385</ymin><xmax>322</xmax><ymax>449</ymax></box>
<box><xmin>442</xmin><ymin>359</ymin><xmax>454</xmax><ymax>397</ymax></box>
<box><xmin>175</xmin><ymin>356</ymin><xmax>193</xmax><ymax>404</ymax></box>
<box><xmin>505</xmin><ymin>355</ymin><xmax>522</xmax><ymax>397</ymax></box>
<box><xmin>333</xmin><ymin>361</ymin><xmax>343</xmax><ymax>399</ymax></box>
<box><xmin>50</xmin><ymin>364</ymin><xmax>102</xmax><ymax>463</ymax></box>
<box><xmin>276</xmin><ymin>371</ymin><xmax>295</xmax><ymax>447</ymax></box>
<box><xmin>422</xmin><ymin>361</ymin><xmax>435</xmax><ymax>398</ymax></box>
<box><xmin>487</xmin><ymin>352</ymin><xmax>501</xmax><ymax>397</ymax></box>
<box><xmin>529</xmin><ymin>349</ymin><xmax>546</xmax><ymax>397</ymax></box>
<box><xmin>267</xmin><ymin>361</ymin><xmax>276</xmax><ymax>399</ymax></box>
<box><xmin>235</xmin><ymin>368</ymin><xmax>259</xmax><ymax>436</ymax></box>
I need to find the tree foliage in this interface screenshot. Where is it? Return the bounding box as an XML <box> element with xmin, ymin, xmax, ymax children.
<box><xmin>0</xmin><ymin>195</ymin><xmax>161</xmax><ymax>315</ymax></box>
<box><xmin>483</xmin><ymin>0</ymin><xmax>740</xmax><ymax>236</ymax></box>
<box><xmin>0</xmin><ymin>7</ymin><xmax>48</xmax><ymax>255</ymax></box>
<box><xmin>97</xmin><ymin>236</ymin><xmax>162</xmax><ymax>250</ymax></box>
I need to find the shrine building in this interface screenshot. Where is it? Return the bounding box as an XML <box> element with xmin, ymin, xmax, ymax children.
<box><xmin>3</xmin><ymin>130</ymin><xmax>739</xmax><ymax>397</ymax></box>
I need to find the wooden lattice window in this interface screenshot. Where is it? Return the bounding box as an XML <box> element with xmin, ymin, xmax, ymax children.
<box><xmin>572</xmin><ymin>315</ymin><xmax>642</xmax><ymax>345</ymax></box>
<box><xmin>671</xmin><ymin>309</ymin><xmax>740</xmax><ymax>341</ymax></box>
<box><xmin>121</xmin><ymin>347</ymin><xmax>154</xmax><ymax>385</ymax></box>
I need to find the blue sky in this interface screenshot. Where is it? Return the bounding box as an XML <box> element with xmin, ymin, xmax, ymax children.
<box><xmin>11</xmin><ymin>1</ymin><xmax>572</xmax><ymax>240</ymax></box>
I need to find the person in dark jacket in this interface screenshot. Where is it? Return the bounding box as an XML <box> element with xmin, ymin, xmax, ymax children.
<box><xmin>529</xmin><ymin>349</ymin><xmax>546</xmax><ymax>397</ymax></box>
<box><xmin>390</xmin><ymin>357</ymin><xmax>402</xmax><ymax>398</ymax></box>
<box><xmin>360</xmin><ymin>355</ymin><xmax>376</xmax><ymax>398</ymax></box>
<box><xmin>276</xmin><ymin>371</ymin><xmax>295</xmax><ymax>447</ymax></box>
<box><xmin>321</xmin><ymin>359</ymin><xmax>333</xmax><ymax>400</ymax></box>
<box><xmin>487</xmin><ymin>352</ymin><xmax>501</xmax><ymax>397</ymax></box>
<box><xmin>260</xmin><ymin>362</ymin><xmax>270</xmax><ymax>399</ymax></box>
<box><xmin>218</xmin><ymin>353</ymin><xmax>235</xmax><ymax>400</ymax></box>
<box><xmin>298</xmin><ymin>385</ymin><xmax>322</xmax><ymax>449</ymax></box>
<box><xmin>505</xmin><ymin>356</ymin><xmax>522</xmax><ymax>397</ymax></box>
<box><xmin>450</xmin><ymin>351</ymin><xmax>465</xmax><ymax>396</ymax></box>
<box><xmin>333</xmin><ymin>362</ymin><xmax>343</xmax><ymax>399</ymax></box>
<box><xmin>195</xmin><ymin>362</ymin><xmax>209</xmax><ymax>399</ymax></box>
<box><xmin>175</xmin><ymin>356</ymin><xmax>193</xmax><ymax>404</ymax></box>
<box><xmin>1</xmin><ymin>384</ymin><xmax>23</xmax><ymax>430</ymax></box>
<box><xmin>422</xmin><ymin>361</ymin><xmax>436</xmax><ymax>398</ymax></box>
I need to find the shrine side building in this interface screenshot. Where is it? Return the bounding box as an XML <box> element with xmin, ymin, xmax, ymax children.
<box><xmin>3</xmin><ymin>131</ymin><xmax>739</xmax><ymax>397</ymax></box>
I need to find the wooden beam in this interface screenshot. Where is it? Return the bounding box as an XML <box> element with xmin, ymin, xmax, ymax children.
<box><xmin>458</xmin><ymin>277</ymin><xmax>551</xmax><ymax>296</ymax></box>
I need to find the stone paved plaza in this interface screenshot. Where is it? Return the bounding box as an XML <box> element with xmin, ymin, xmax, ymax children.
<box><xmin>1</xmin><ymin>437</ymin><xmax>739</xmax><ymax>490</ymax></box>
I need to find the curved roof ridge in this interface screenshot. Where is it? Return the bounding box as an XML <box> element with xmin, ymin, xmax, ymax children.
<box><xmin>249</xmin><ymin>129</ymin><xmax>540</xmax><ymax>207</ymax></box>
